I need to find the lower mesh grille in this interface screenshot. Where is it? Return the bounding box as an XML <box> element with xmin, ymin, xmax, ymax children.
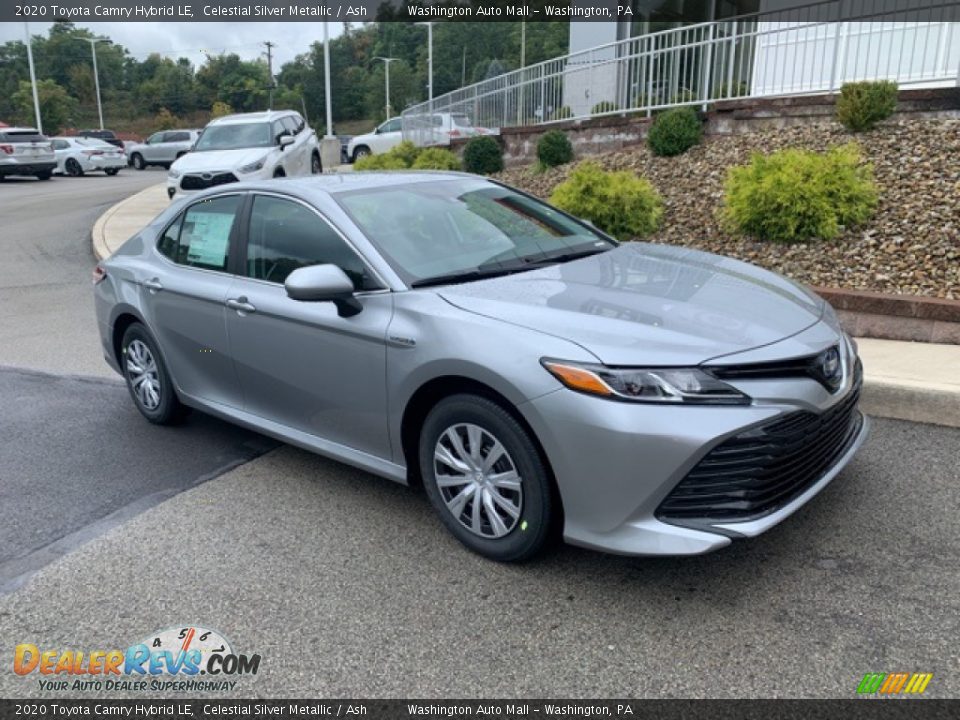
<box><xmin>657</xmin><ymin>361</ymin><xmax>863</xmax><ymax>525</ymax></box>
<box><xmin>181</xmin><ymin>172</ymin><xmax>238</xmax><ymax>191</ymax></box>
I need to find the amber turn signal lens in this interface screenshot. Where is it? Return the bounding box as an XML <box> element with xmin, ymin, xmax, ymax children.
<box><xmin>542</xmin><ymin>361</ymin><xmax>613</xmax><ymax>397</ymax></box>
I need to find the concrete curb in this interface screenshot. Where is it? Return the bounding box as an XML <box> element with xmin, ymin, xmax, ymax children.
<box><xmin>91</xmin><ymin>189</ymin><xmax>960</xmax><ymax>429</ymax></box>
<box><xmin>92</xmin><ymin>182</ymin><xmax>166</xmax><ymax>261</ymax></box>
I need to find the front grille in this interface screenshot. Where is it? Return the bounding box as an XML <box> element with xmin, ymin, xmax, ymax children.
<box><xmin>657</xmin><ymin>360</ymin><xmax>863</xmax><ymax>526</ymax></box>
<box><xmin>180</xmin><ymin>172</ymin><xmax>238</xmax><ymax>191</ymax></box>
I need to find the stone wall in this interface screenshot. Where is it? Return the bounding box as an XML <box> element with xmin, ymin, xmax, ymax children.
<box><xmin>449</xmin><ymin>88</ymin><xmax>960</xmax><ymax>167</ymax></box>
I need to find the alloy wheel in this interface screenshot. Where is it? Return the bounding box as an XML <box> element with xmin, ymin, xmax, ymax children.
<box><xmin>311</xmin><ymin>154</ymin><xmax>322</xmax><ymax>174</ymax></box>
<box><xmin>125</xmin><ymin>339</ymin><xmax>161</xmax><ymax>411</ymax></box>
<box><xmin>433</xmin><ymin>423</ymin><xmax>523</xmax><ymax>539</ymax></box>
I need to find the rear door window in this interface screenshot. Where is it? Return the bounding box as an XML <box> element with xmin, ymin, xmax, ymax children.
<box><xmin>158</xmin><ymin>195</ymin><xmax>241</xmax><ymax>272</ymax></box>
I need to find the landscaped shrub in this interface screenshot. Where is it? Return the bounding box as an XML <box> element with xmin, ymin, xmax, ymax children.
<box><xmin>353</xmin><ymin>152</ymin><xmax>409</xmax><ymax>171</ymax></box>
<box><xmin>722</xmin><ymin>143</ymin><xmax>877</xmax><ymax>242</ymax></box>
<box><xmin>551</xmin><ymin>106</ymin><xmax>573</xmax><ymax>121</ymax></box>
<box><xmin>462</xmin><ymin>136</ymin><xmax>503</xmax><ymax>174</ymax></box>
<box><xmin>390</xmin><ymin>140</ymin><xmax>422</xmax><ymax>166</ymax></box>
<box><xmin>836</xmin><ymin>80</ymin><xmax>898</xmax><ymax>132</ymax></box>
<box><xmin>536</xmin><ymin>130</ymin><xmax>574</xmax><ymax>168</ymax></box>
<box><xmin>647</xmin><ymin>107</ymin><xmax>702</xmax><ymax>157</ymax></box>
<box><xmin>550</xmin><ymin>161</ymin><xmax>663</xmax><ymax>241</ymax></box>
<box><xmin>590</xmin><ymin>100</ymin><xmax>619</xmax><ymax>115</ymax></box>
<box><xmin>411</xmin><ymin>147</ymin><xmax>462</xmax><ymax>170</ymax></box>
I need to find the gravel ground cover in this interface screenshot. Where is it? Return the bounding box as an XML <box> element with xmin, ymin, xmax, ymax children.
<box><xmin>497</xmin><ymin>119</ymin><xmax>960</xmax><ymax>299</ymax></box>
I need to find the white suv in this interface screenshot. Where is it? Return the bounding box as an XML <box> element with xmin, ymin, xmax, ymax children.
<box><xmin>167</xmin><ymin>110</ymin><xmax>321</xmax><ymax>199</ymax></box>
<box><xmin>0</xmin><ymin>127</ymin><xmax>56</xmax><ymax>181</ymax></box>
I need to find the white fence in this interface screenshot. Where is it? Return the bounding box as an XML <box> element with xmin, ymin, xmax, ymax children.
<box><xmin>402</xmin><ymin>2</ymin><xmax>960</xmax><ymax>146</ymax></box>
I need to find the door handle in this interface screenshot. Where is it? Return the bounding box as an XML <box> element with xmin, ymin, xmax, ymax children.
<box><xmin>226</xmin><ymin>297</ymin><xmax>256</xmax><ymax>314</ymax></box>
<box><xmin>142</xmin><ymin>278</ymin><xmax>163</xmax><ymax>292</ymax></box>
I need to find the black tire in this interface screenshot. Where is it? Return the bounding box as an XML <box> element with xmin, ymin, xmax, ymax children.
<box><xmin>175</xmin><ymin>152</ymin><xmax>186</xmax><ymax>160</ymax></box>
<box><xmin>273</xmin><ymin>167</ymin><xmax>286</xmax><ymax>178</ymax></box>
<box><xmin>311</xmin><ymin>152</ymin><xmax>322</xmax><ymax>174</ymax></box>
<box><xmin>131</xmin><ymin>153</ymin><xmax>145</xmax><ymax>170</ymax></box>
<box><xmin>105</xmin><ymin>168</ymin><xmax>119</xmax><ymax>176</ymax></box>
<box><xmin>120</xmin><ymin>323</ymin><xmax>188</xmax><ymax>425</ymax></box>
<box><xmin>419</xmin><ymin>394</ymin><xmax>556</xmax><ymax>562</ymax></box>
<box><xmin>35</xmin><ymin>171</ymin><xmax>52</xmax><ymax>181</ymax></box>
<box><xmin>352</xmin><ymin>146</ymin><xmax>371</xmax><ymax>162</ymax></box>
<box><xmin>65</xmin><ymin>158</ymin><xmax>84</xmax><ymax>177</ymax></box>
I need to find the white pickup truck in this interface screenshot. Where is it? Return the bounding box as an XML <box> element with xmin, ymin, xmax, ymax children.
<box><xmin>347</xmin><ymin>113</ymin><xmax>495</xmax><ymax>162</ymax></box>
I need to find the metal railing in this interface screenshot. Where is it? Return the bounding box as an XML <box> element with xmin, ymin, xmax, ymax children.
<box><xmin>402</xmin><ymin>1</ymin><xmax>960</xmax><ymax>146</ymax></box>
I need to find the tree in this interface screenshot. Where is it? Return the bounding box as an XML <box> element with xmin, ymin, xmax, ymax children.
<box><xmin>12</xmin><ymin>79</ymin><xmax>77</xmax><ymax>133</ymax></box>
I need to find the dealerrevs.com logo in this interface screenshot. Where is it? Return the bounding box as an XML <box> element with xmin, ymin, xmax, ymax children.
<box><xmin>13</xmin><ymin>625</ymin><xmax>261</xmax><ymax>693</ymax></box>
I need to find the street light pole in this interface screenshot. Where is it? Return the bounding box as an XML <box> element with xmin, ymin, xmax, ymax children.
<box><xmin>23</xmin><ymin>23</ymin><xmax>42</xmax><ymax>133</ymax></box>
<box><xmin>415</xmin><ymin>22</ymin><xmax>434</xmax><ymax>103</ymax></box>
<box><xmin>74</xmin><ymin>37</ymin><xmax>112</xmax><ymax>130</ymax></box>
<box><xmin>373</xmin><ymin>56</ymin><xmax>398</xmax><ymax>119</ymax></box>
<box><xmin>323</xmin><ymin>23</ymin><xmax>333</xmax><ymax>137</ymax></box>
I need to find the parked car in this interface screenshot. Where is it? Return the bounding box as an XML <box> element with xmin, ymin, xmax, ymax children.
<box><xmin>94</xmin><ymin>172</ymin><xmax>868</xmax><ymax>562</ymax></box>
<box><xmin>128</xmin><ymin>129</ymin><xmax>200</xmax><ymax>170</ymax></box>
<box><xmin>0</xmin><ymin>127</ymin><xmax>55</xmax><ymax>181</ymax></box>
<box><xmin>51</xmin><ymin>136</ymin><xmax>126</xmax><ymax>176</ymax></box>
<box><xmin>346</xmin><ymin>117</ymin><xmax>402</xmax><ymax>161</ymax></box>
<box><xmin>166</xmin><ymin>110</ymin><xmax>320</xmax><ymax>199</ymax></box>
<box><xmin>74</xmin><ymin>129</ymin><xmax>125</xmax><ymax>150</ymax></box>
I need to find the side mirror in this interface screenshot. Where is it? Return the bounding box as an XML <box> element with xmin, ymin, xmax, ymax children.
<box><xmin>284</xmin><ymin>264</ymin><xmax>361</xmax><ymax>317</ymax></box>
<box><xmin>279</xmin><ymin>134</ymin><xmax>295</xmax><ymax>149</ymax></box>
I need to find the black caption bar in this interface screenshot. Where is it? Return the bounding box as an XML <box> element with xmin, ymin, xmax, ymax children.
<box><xmin>5</xmin><ymin>0</ymin><xmax>958</xmax><ymax>23</ymax></box>
<box><xmin>1</xmin><ymin>700</ymin><xmax>959</xmax><ymax>719</ymax></box>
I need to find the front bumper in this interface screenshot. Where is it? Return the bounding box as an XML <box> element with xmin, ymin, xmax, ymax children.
<box><xmin>521</xmin><ymin>334</ymin><xmax>868</xmax><ymax>556</ymax></box>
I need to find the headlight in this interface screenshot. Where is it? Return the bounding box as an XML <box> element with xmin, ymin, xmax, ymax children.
<box><xmin>238</xmin><ymin>159</ymin><xmax>265</xmax><ymax>174</ymax></box>
<box><xmin>541</xmin><ymin>359</ymin><xmax>750</xmax><ymax>405</ymax></box>
<box><xmin>168</xmin><ymin>169</ymin><xmax>181</xmax><ymax>179</ymax></box>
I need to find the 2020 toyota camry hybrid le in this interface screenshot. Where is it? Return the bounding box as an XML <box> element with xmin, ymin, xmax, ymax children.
<box><xmin>94</xmin><ymin>172</ymin><xmax>869</xmax><ymax>562</ymax></box>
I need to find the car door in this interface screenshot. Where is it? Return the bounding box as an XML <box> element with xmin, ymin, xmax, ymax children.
<box><xmin>165</xmin><ymin>131</ymin><xmax>192</xmax><ymax>163</ymax></box>
<box><xmin>223</xmin><ymin>192</ymin><xmax>392</xmax><ymax>458</ymax></box>
<box><xmin>371</xmin><ymin>118</ymin><xmax>402</xmax><ymax>154</ymax></box>
<box><xmin>142</xmin><ymin>132</ymin><xmax>166</xmax><ymax>163</ymax></box>
<box><xmin>141</xmin><ymin>193</ymin><xmax>245</xmax><ymax>408</ymax></box>
<box><xmin>51</xmin><ymin>139</ymin><xmax>70</xmax><ymax>171</ymax></box>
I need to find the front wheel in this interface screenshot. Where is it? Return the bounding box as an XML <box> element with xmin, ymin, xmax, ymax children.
<box><xmin>35</xmin><ymin>171</ymin><xmax>52</xmax><ymax>181</ymax></box>
<box><xmin>121</xmin><ymin>323</ymin><xmax>188</xmax><ymax>425</ymax></box>
<box><xmin>105</xmin><ymin>168</ymin><xmax>119</xmax><ymax>176</ymax></box>
<box><xmin>65</xmin><ymin>158</ymin><xmax>84</xmax><ymax>177</ymax></box>
<box><xmin>419</xmin><ymin>394</ymin><xmax>556</xmax><ymax>562</ymax></box>
<box><xmin>311</xmin><ymin>152</ymin><xmax>322</xmax><ymax>174</ymax></box>
<box><xmin>352</xmin><ymin>146</ymin><xmax>371</xmax><ymax>162</ymax></box>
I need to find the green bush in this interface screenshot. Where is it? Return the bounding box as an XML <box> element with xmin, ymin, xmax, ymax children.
<box><xmin>462</xmin><ymin>136</ymin><xmax>503</xmax><ymax>175</ymax></box>
<box><xmin>722</xmin><ymin>144</ymin><xmax>877</xmax><ymax>242</ymax></box>
<box><xmin>390</xmin><ymin>140</ymin><xmax>422</xmax><ymax>166</ymax></box>
<box><xmin>550</xmin><ymin>161</ymin><xmax>663</xmax><ymax>241</ymax></box>
<box><xmin>536</xmin><ymin>130</ymin><xmax>574</xmax><ymax>168</ymax></box>
<box><xmin>353</xmin><ymin>153</ymin><xmax>409</xmax><ymax>171</ymax></box>
<box><xmin>411</xmin><ymin>147</ymin><xmax>462</xmax><ymax>171</ymax></box>
<box><xmin>590</xmin><ymin>100</ymin><xmax>619</xmax><ymax>115</ymax></box>
<box><xmin>551</xmin><ymin>106</ymin><xmax>573</xmax><ymax>121</ymax></box>
<box><xmin>836</xmin><ymin>80</ymin><xmax>898</xmax><ymax>132</ymax></box>
<box><xmin>647</xmin><ymin>107</ymin><xmax>702</xmax><ymax>157</ymax></box>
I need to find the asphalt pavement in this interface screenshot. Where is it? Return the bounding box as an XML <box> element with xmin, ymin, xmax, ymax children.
<box><xmin>0</xmin><ymin>170</ymin><xmax>958</xmax><ymax>699</ymax></box>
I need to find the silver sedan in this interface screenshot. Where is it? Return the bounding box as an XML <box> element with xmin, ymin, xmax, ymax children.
<box><xmin>93</xmin><ymin>173</ymin><xmax>868</xmax><ymax>561</ymax></box>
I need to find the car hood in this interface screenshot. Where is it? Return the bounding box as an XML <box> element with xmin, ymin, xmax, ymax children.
<box><xmin>172</xmin><ymin>147</ymin><xmax>269</xmax><ymax>172</ymax></box>
<box><xmin>349</xmin><ymin>132</ymin><xmax>376</xmax><ymax>146</ymax></box>
<box><xmin>437</xmin><ymin>243</ymin><xmax>825</xmax><ymax>366</ymax></box>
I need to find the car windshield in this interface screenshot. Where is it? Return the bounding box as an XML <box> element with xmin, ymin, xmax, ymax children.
<box><xmin>336</xmin><ymin>179</ymin><xmax>615</xmax><ymax>287</ymax></box>
<box><xmin>194</xmin><ymin>123</ymin><xmax>272</xmax><ymax>151</ymax></box>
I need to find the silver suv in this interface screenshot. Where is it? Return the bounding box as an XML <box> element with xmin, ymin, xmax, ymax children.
<box><xmin>128</xmin><ymin>129</ymin><xmax>200</xmax><ymax>170</ymax></box>
<box><xmin>0</xmin><ymin>128</ymin><xmax>56</xmax><ymax>181</ymax></box>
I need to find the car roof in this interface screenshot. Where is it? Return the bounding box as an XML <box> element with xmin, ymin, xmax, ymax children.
<box><xmin>2</xmin><ymin>127</ymin><xmax>42</xmax><ymax>133</ymax></box>
<box><xmin>245</xmin><ymin>171</ymin><xmax>478</xmax><ymax>195</ymax></box>
<box><xmin>208</xmin><ymin>111</ymin><xmax>298</xmax><ymax>126</ymax></box>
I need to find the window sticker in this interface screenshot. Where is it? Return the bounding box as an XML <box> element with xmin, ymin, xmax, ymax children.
<box><xmin>184</xmin><ymin>212</ymin><xmax>234</xmax><ymax>267</ymax></box>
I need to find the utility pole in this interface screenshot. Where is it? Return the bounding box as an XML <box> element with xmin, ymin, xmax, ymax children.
<box><xmin>373</xmin><ymin>56</ymin><xmax>398</xmax><ymax>119</ymax></box>
<box><xmin>23</xmin><ymin>23</ymin><xmax>42</xmax><ymax>133</ymax></box>
<box><xmin>263</xmin><ymin>41</ymin><xmax>275</xmax><ymax>109</ymax></box>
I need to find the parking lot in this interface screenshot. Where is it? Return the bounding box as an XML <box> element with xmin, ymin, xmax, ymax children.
<box><xmin>0</xmin><ymin>173</ymin><xmax>958</xmax><ymax>699</ymax></box>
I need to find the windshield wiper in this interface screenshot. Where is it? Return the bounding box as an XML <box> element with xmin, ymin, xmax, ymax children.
<box><xmin>410</xmin><ymin>264</ymin><xmax>530</xmax><ymax>289</ymax></box>
<box><xmin>527</xmin><ymin>246</ymin><xmax>612</xmax><ymax>266</ymax></box>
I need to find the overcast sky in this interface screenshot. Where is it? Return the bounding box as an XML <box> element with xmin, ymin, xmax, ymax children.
<box><xmin>0</xmin><ymin>22</ymin><xmax>346</xmax><ymax>69</ymax></box>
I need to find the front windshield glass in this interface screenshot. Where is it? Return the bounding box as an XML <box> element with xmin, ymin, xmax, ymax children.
<box><xmin>194</xmin><ymin>123</ymin><xmax>272</xmax><ymax>151</ymax></box>
<box><xmin>336</xmin><ymin>179</ymin><xmax>614</xmax><ymax>286</ymax></box>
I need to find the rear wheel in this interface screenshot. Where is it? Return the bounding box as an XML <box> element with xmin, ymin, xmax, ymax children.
<box><xmin>419</xmin><ymin>394</ymin><xmax>555</xmax><ymax>562</ymax></box>
<box><xmin>273</xmin><ymin>167</ymin><xmax>286</xmax><ymax>178</ymax></box>
<box><xmin>121</xmin><ymin>323</ymin><xmax>188</xmax><ymax>425</ymax></box>
<box><xmin>65</xmin><ymin>158</ymin><xmax>83</xmax><ymax>177</ymax></box>
<box><xmin>131</xmin><ymin>153</ymin><xmax>145</xmax><ymax>170</ymax></box>
<box><xmin>35</xmin><ymin>171</ymin><xmax>52</xmax><ymax>181</ymax></box>
<box><xmin>105</xmin><ymin>168</ymin><xmax>119</xmax><ymax>176</ymax></box>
